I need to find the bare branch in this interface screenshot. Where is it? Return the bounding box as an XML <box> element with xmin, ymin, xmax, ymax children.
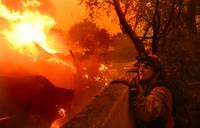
<box><xmin>113</xmin><ymin>0</ymin><xmax>145</xmax><ymax>56</ymax></box>
<box><xmin>159</xmin><ymin>0</ymin><xmax>184</xmax><ymax>47</ymax></box>
<box><xmin>136</xmin><ymin>13</ymin><xmax>153</xmax><ymax>26</ymax></box>
<box><xmin>123</xmin><ymin>1</ymin><xmax>131</xmax><ymax>16</ymax></box>
<box><xmin>133</xmin><ymin>16</ymin><xmax>139</xmax><ymax>31</ymax></box>
<box><xmin>141</xmin><ymin>25</ymin><xmax>151</xmax><ymax>42</ymax></box>
<box><xmin>139</xmin><ymin>36</ymin><xmax>153</xmax><ymax>39</ymax></box>
<box><xmin>157</xmin><ymin>11</ymin><xmax>161</xmax><ymax>34</ymax></box>
<box><xmin>158</xmin><ymin>0</ymin><xmax>176</xmax><ymax>41</ymax></box>
<box><xmin>152</xmin><ymin>0</ymin><xmax>160</xmax><ymax>54</ymax></box>
<box><xmin>105</xmin><ymin>0</ymin><xmax>114</xmax><ymax>5</ymax></box>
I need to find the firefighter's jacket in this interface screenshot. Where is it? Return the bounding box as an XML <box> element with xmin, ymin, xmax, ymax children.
<box><xmin>130</xmin><ymin>80</ymin><xmax>174</xmax><ymax>128</ymax></box>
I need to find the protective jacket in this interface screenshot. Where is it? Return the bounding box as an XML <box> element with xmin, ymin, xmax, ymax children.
<box><xmin>130</xmin><ymin>79</ymin><xmax>174</xmax><ymax>128</ymax></box>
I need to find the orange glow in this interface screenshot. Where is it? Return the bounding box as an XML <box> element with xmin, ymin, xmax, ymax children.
<box><xmin>0</xmin><ymin>0</ymin><xmax>57</xmax><ymax>57</ymax></box>
<box><xmin>99</xmin><ymin>64</ymin><xmax>108</xmax><ymax>72</ymax></box>
<box><xmin>85</xmin><ymin>73</ymin><xmax>89</xmax><ymax>79</ymax></box>
<box><xmin>50</xmin><ymin>0</ymin><xmax>85</xmax><ymax>32</ymax></box>
<box><xmin>0</xmin><ymin>1</ymin><xmax>114</xmax><ymax>126</ymax></box>
<box><xmin>50</xmin><ymin>0</ymin><xmax>120</xmax><ymax>35</ymax></box>
<box><xmin>50</xmin><ymin>107</ymin><xmax>68</xmax><ymax>128</ymax></box>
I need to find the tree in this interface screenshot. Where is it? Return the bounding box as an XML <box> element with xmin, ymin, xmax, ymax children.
<box><xmin>80</xmin><ymin>0</ymin><xmax>200</xmax><ymax>80</ymax></box>
<box><xmin>81</xmin><ymin>0</ymin><xmax>185</xmax><ymax>54</ymax></box>
<box><xmin>79</xmin><ymin>0</ymin><xmax>200</xmax><ymax>126</ymax></box>
<box><xmin>68</xmin><ymin>20</ymin><xmax>111</xmax><ymax>53</ymax></box>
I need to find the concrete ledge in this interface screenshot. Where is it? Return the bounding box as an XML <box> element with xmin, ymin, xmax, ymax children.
<box><xmin>62</xmin><ymin>83</ymin><xmax>135</xmax><ymax>128</ymax></box>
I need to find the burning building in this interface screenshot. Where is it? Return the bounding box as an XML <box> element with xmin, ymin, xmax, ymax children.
<box><xmin>0</xmin><ymin>0</ymin><xmax>111</xmax><ymax>127</ymax></box>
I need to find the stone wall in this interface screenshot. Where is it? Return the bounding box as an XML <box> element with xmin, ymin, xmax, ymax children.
<box><xmin>61</xmin><ymin>81</ymin><xmax>200</xmax><ymax>128</ymax></box>
<box><xmin>62</xmin><ymin>83</ymin><xmax>135</xmax><ymax>128</ymax></box>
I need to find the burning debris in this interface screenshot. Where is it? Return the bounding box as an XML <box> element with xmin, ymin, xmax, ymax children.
<box><xmin>0</xmin><ymin>0</ymin><xmax>71</xmax><ymax>63</ymax></box>
<box><xmin>0</xmin><ymin>0</ymin><xmax>76</xmax><ymax>83</ymax></box>
<box><xmin>0</xmin><ymin>0</ymin><xmax>55</xmax><ymax>48</ymax></box>
<box><xmin>0</xmin><ymin>0</ymin><xmax>114</xmax><ymax>127</ymax></box>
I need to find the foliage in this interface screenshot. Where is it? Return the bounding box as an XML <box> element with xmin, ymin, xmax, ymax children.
<box><xmin>77</xmin><ymin>1</ymin><xmax>200</xmax><ymax>126</ymax></box>
<box><xmin>80</xmin><ymin>0</ymin><xmax>200</xmax><ymax>77</ymax></box>
<box><xmin>79</xmin><ymin>0</ymin><xmax>194</xmax><ymax>54</ymax></box>
<box><xmin>68</xmin><ymin>19</ymin><xmax>111</xmax><ymax>53</ymax></box>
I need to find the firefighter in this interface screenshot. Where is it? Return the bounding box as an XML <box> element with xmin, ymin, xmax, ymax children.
<box><xmin>129</xmin><ymin>54</ymin><xmax>174</xmax><ymax>128</ymax></box>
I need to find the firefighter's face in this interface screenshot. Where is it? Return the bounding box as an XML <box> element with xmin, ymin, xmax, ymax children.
<box><xmin>139</xmin><ymin>62</ymin><xmax>155</xmax><ymax>82</ymax></box>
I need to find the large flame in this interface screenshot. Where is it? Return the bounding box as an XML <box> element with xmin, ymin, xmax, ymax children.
<box><xmin>0</xmin><ymin>0</ymin><xmax>57</xmax><ymax>57</ymax></box>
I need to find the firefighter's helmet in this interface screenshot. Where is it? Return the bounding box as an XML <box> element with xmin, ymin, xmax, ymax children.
<box><xmin>135</xmin><ymin>54</ymin><xmax>162</xmax><ymax>71</ymax></box>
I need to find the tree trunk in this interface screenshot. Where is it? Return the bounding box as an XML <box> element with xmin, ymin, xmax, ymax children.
<box><xmin>158</xmin><ymin>1</ymin><xmax>200</xmax><ymax>126</ymax></box>
<box><xmin>184</xmin><ymin>0</ymin><xmax>197</xmax><ymax>35</ymax></box>
<box><xmin>113</xmin><ymin>0</ymin><xmax>145</xmax><ymax>56</ymax></box>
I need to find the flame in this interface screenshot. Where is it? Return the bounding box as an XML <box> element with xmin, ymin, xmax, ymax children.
<box><xmin>22</xmin><ymin>0</ymin><xmax>41</xmax><ymax>8</ymax></box>
<box><xmin>99</xmin><ymin>64</ymin><xmax>108</xmax><ymax>72</ymax></box>
<box><xmin>85</xmin><ymin>73</ymin><xmax>89</xmax><ymax>79</ymax></box>
<box><xmin>0</xmin><ymin>0</ymin><xmax>57</xmax><ymax>57</ymax></box>
<box><xmin>50</xmin><ymin>108</ymin><xmax>68</xmax><ymax>128</ymax></box>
